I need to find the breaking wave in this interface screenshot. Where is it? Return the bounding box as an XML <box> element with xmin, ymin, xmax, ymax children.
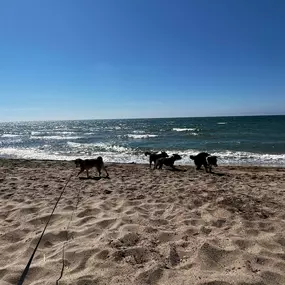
<box><xmin>173</xmin><ymin>128</ymin><xmax>197</xmax><ymax>132</ymax></box>
<box><xmin>127</xmin><ymin>134</ymin><xmax>158</xmax><ymax>139</ymax></box>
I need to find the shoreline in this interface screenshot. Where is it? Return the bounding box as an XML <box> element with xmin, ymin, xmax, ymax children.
<box><xmin>1</xmin><ymin>157</ymin><xmax>284</xmax><ymax>169</ymax></box>
<box><xmin>1</xmin><ymin>158</ymin><xmax>285</xmax><ymax>284</ymax></box>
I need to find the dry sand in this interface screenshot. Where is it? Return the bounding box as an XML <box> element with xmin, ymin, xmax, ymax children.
<box><xmin>1</xmin><ymin>158</ymin><xmax>285</xmax><ymax>285</ymax></box>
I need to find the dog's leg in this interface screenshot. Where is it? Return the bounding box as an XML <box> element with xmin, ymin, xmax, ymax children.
<box><xmin>86</xmin><ymin>169</ymin><xmax>90</xmax><ymax>178</ymax></box>
<box><xmin>77</xmin><ymin>168</ymin><xmax>84</xmax><ymax>176</ymax></box>
<box><xmin>104</xmin><ymin>167</ymin><xmax>109</xmax><ymax>177</ymax></box>
<box><xmin>208</xmin><ymin>165</ymin><xmax>212</xmax><ymax>173</ymax></box>
<box><xmin>154</xmin><ymin>161</ymin><xmax>158</xmax><ymax>169</ymax></box>
<box><xmin>96</xmin><ymin>166</ymin><xmax>101</xmax><ymax>177</ymax></box>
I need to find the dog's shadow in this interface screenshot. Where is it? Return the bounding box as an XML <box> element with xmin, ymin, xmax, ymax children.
<box><xmin>196</xmin><ymin>168</ymin><xmax>226</xmax><ymax>177</ymax></box>
<box><xmin>209</xmin><ymin>171</ymin><xmax>226</xmax><ymax>176</ymax></box>
<box><xmin>79</xmin><ymin>176</ymin><xmax>110</xmax><ymax>180</ymax></box>
<box><xmin>169</xmin><ymin>167</ymin><xmax>187</xmax><ymax>172</ymax></box>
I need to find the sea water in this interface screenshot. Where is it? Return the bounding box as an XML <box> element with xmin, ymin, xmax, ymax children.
<box><xmin>0</xmin><ymin>116</ymin><xmax>285</xmax><ymax>166</ymax></box>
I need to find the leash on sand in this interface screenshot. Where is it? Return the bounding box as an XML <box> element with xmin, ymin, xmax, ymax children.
<box><xmin>17</xmin><ymin>171</ymin><xmax>74</xmax><ymax>285</ymax></box>
<box><xmin>56</xmin><ymin>183</ymin><xmax>82</xmax><ymax>284</ymax></box>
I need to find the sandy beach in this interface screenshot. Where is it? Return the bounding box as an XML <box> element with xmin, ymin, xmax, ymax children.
<box><xmin>1</xmin><ymin>158</ymin><xmax>285</xmax><ymax>285</ymax></box>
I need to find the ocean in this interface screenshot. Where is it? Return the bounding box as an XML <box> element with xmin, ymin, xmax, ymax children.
<box><xmin>0</xmin><ymin>116</ymin><xmax>285</xmax><ymax>166</ymax></box>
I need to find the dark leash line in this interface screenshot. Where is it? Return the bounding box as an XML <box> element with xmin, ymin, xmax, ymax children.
<box><xmin>56</xmin><ymin>169</ymin><xmax>109</xmax><ymax>283</ymax></box>
<box><xmin>56</xmin><ymin>183</ymin><xmax>82</xmax><ymax>284</ymax></box>
<box><xmin>17</xmin><ymin>171</ymin><xmax>74</xmax><ymax>285</ymax></box>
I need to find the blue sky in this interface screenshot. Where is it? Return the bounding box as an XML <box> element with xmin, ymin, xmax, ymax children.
<box><xmin>0</xmin><ymin>0</ymin><xmax>284</xmax><ymax>121</ymax></box>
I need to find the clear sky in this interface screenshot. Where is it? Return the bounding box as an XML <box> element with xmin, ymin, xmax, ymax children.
<box><xmin>0</xmin><ymin>0</ymin><xmax>284</xmax><ymax>122</ymax></box>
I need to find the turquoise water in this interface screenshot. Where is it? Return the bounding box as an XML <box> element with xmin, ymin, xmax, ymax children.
<box><xmin>0</xmin><ymin>115</ymin><xmax>285</xmax><ymax>166</ymax></box>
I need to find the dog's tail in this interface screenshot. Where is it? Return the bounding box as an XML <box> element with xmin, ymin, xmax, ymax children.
<box><xmin>189</xmin><ymin>155</ymin><xmax>195</xmax><ymax>160</ymax></box>
<box><xmin>145</xmin><ymin>152</ymin><xmax>151</xmax><ymax>156</ymax></box>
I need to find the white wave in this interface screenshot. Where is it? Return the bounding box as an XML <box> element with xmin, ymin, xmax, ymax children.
<box><xmin>0</xmin><ymin>147</ymin><xmax>70</xmax><ymax>161</ymax></box>
<box><xmin>31</xmin><ymin>131</ymin><xmax>77</xmax><ymax>136</ymax></box>
<box><xmin>0</xmin><ymin>147</ymin><xmax>141</xmax><ymax>163</ymax></box>
<box><xmin>217</xmin><ymin>122</ymin><xmax>227</xmax><ymax>125</ymax></box>
<box><xmin>173</xmin><ymin>128</ymin><xmax>196</xmax><ymax>132</ymax></box>
<box><xmin>31</xmin><ymin>135</ymin><xmax>82</xmax><ymax>140</ymax></box>
<box><xmin>127</xmin><ymin>134</ymin><xmax>158</xmax><ymax>139</ymax></box>
<box><xmin>67</xmin><ymin>142</ymin><xmax>83</xmax><ymax>147</ymax></box>
<box><xmin>1</xmin><ymin>146</ymin><xmax>284</xmax><ymax>167</ymax></box>
<box><xmin>58</xmin><ymin>131</ymin><xmax>78</xmax><ymax>135</ymax></box>
<box><xmin>1</xmin><ymin>134</ymin><xmax>21</xmax><ymax>138</ymax></box>
<box><xmin>213</xmin><ymin>150</ymin><xmax>285</xmax><ymax>164</ymax></box>
<box><xmin>67</xmin><ymin>141</ymin><xmax>130</xmax><ymax>153</ymax></box>
<box><xmin>31</xmin><ymin>131</ymin><xmax>46</xmax><ymax>135</ymax></box>
<box><xmin>179</xmin><ymin>150</ymin><xmax>285</xmax><ymax>166</ymax></box>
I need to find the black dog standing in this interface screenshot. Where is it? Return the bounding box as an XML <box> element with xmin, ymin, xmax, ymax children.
<box><xmin>190</xmin><ymin>152</ymin><xmax>217</xmax><ymax>173</ymax></box>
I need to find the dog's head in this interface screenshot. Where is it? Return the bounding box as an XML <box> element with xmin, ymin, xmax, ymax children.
<box><xmin>161</xmin><ymin>151</ymin><xmax>169</xmax><ymax>158</ymax></box>
<box><xmin>74</xmin><ymin>158</ymin><xmax>83</xmax><ymax>167</ymax></box>
<box><xmin>97</xmin><ymin>156</ymin><xmax>103</xmax><ymax>163</ymax></box>
<box><xmin>172</xmin><ymin>154</ymin><xmax>182</xmax><ymax>161</ymax></box>
<box><xmin>189</xmin><ymin>155</ymin><xmax>195</xmax><ymax>160</ymax></box>
<box><xmin>207</xmin><ymin>156</ymin><xmax>218</xmax><ymax>166</ymax></box>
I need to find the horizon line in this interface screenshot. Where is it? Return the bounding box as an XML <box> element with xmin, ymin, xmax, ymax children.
<box><xmin>1</xmin><ymin>113</ymin><xmax>285</xmax><ymax>124</ymax></box>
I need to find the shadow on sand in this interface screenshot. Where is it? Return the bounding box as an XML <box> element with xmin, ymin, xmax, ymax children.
<box><xmin>79</xmin><ymin>176</ymin><xmax>110</xmax><ymax>180</ymax></box>
<box><xmin>209</xmin><ymin>171</ymin><xmax>226</xmax><ymax>176</ymax></box>
<box><xmin>168</xmin><ymin>167</ymin><xmax>187</xmax><ymax>172</ymax></box>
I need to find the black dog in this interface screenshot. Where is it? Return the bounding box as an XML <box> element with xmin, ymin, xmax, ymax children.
<box><xmin>190</xmin><ymin>152</ymin><xmax>218</xmax><ymax>172</ymax></box>
<box><xmin>75</xmin><ymin>157</ymin><xmax>109</xmax><ymax>178</ymax></box>
<box><xmin>154</xmin><ymin>154</ymin><xmax>182</xmax><ymax>169</ymax></box>
<box><xmin>145</xmin><ymin>151</ymin><xmax>168</xmax><ymax>169</ymax></box>
<box><xmin>190</xmin><ymin>152</ymin><xmax>210</xmax><ymax>171</ymax></box>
